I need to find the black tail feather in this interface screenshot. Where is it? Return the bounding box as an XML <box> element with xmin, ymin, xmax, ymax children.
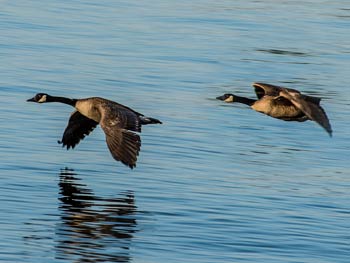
<box><xmin>140</xmin><ymin>116</ymin><xmax>162</xmax><ymax>125</ymax></box>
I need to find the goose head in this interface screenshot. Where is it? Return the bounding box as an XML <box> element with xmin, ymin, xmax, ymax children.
<box><xmin>27</xmin><ymin>93</ymin><xmax>49</xmax><ymax>103</ymax></box>
<box><xmin>216</xmin><ymin>93</ymin><xmax>235</xmax><ymax>103</ymax></box>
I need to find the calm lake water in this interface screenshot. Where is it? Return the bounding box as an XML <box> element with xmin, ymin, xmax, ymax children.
<box><xmin>1</xmin><ymin>1</ymin><xmax>350</xmax><ymax>262</ymax></box>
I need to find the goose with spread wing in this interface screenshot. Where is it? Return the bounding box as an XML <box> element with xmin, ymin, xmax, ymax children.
<box><xmin>27</xmin><ymin>93</ymin><xmax>162</xmax><ymax>168</ymax></box>
<box><xmin>216</xmin><ymin>82</ymin><xmax>332</xmax><ymax>136</ymax></box>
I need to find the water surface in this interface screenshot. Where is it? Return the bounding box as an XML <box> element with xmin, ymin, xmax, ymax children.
<box><xmin>1</xmin><ymin>1</ymin><xmax>350</xmax><ymax>262</ymax></box>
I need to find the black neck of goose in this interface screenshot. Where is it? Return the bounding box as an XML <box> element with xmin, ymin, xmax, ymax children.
<box><xmin>235</xmin><ymin>95</ymin><xmax>256</xmax><ymax>106</ymax></box>
<box><xmin>47</xmin><ymin>95</ymin><xmax>77</xmax><ymax>107</ymax></box>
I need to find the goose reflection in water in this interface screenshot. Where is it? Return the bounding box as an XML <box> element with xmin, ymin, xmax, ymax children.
<box><xmin>56</xmin><ymin>168</ymin><xmax>138</xmax><ymax>263</ymax></box>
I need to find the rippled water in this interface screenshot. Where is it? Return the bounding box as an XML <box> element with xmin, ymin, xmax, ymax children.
<box><xmin>1</xmin><ymin>1</ymin><xmax>350</xmax><ymax>262</ymax></box>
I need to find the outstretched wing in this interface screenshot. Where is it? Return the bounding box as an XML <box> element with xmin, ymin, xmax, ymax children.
<box><xmin>58</xmin><ymin>111</ymin><xmax>98</xmax><ymax>149</ymax></box>
<box><xmin>100</xmin><ymin>122</ymin><xmax>141</xmax><ymax>169</ymax></box>
<box><xmin>253</xmin><ymin>82</ymin><xmax>321</xmax><ymax>104</ymax></box>
<box><xmin>99</xmin><ymin>105</ymin><xmax>142</xmax><ymax>168</ymax></box>
<box><xmin>280</xmin><ymin>89</ymin><xmax>332</xmax><ymax>136</ymax></box>
<box><xmin>253</xmin><ymin>82</ymin><xmax>283</xmax><ymax>99</ymax></box>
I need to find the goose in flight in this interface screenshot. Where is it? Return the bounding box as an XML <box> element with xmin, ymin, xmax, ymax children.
<box><xmin>216</xmin><ymin>82</ymin><xmax>332</xmax><ymax>136</ymax></box>
<box><xmin>27</xmin><ymin>93</ymin><xmax>162</xmax><ymax>168</ymax></box>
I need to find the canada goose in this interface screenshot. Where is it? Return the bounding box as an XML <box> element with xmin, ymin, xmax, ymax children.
<box><xmin>27</xmin><ymin>93</ymin><xmax>162</xmax><ymax>168</ymax></box>
<box><xmin>216</xmin><ymin>82</ymin><xmax>332</xmax><ymax>136</ymax></box>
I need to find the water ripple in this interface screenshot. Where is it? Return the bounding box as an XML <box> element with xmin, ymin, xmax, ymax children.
<box><xmin>55</xmin><ymin>168</ymin><xmax>138</xmax><ymax>262</ymax></box>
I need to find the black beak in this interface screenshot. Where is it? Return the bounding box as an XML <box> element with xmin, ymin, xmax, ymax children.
<box><xmin>27</xmin><ymin>97</ymin><xmax>35</xmax><ymax>102</ymax></box>
<box><xmin>216</xmin><ymin>95</ymin><xmax>225</xmax><ymax>101</ymax></box>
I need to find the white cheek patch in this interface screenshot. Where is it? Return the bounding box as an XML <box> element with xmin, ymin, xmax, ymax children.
<box><xmin>224</xmin><ymin>96</ymin><xmax>234</xmax><ymax>103</ymax></box>
<box><xmin>38</xmin><ymin>95</ymin><xmax>47</xmax><ymax>103</ymax></box>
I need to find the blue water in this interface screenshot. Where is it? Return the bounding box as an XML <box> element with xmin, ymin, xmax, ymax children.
<box><xmin>1</xmin><ymin>1</ymin><xmax>350</xmax><ymax>262</ymax></box>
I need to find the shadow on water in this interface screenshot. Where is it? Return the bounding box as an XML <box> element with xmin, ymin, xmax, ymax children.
<box><xmin>56</xmin><ymin>168</ymin><xmax>138</xmax><ymax>263</ymax></box>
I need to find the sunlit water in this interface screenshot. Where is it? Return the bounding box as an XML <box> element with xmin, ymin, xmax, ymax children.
<box><xmin>1</xmin><ymin>1</ymin><xmax>350</xmax><ymax>262</ymax></box>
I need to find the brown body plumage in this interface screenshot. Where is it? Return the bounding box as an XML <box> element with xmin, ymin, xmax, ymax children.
<box><xmin>27</xmin><ymin>94</ymin><xmax>162</xmax><ymax>168</ymax></box>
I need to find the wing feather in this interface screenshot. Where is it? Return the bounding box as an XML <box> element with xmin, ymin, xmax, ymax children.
<box><xmin>99</xmin><ymin>105</ymin><xmax>141</xmax><ymax>168</ymax></box>
<box><xmin>103</xmin><ymin>102</ymin><xmax>142</xmax><ymax>132</ymax></box>
<box><xmin>58</xmin><ymin>111</ymin><xmax>98</xmax><ymax>149</ymax></box>
<box><xmin>253</xmin><ymin>82</ymin><xmax>283</xmax><ymax>98</ymax></box>
<box><xmin>101</xmin><ymin>125</ymin><xmax>141</xmax><ymax>169</ymax></box>
<box><xmin>253</xmin><ymin>82</ymin><xmax>321</xmax><ymax>104</ymax></box>
<box><xmin>280</xmin><ymin>90</ymin><xmax>332</xmax><ymax>136</ymax></box>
